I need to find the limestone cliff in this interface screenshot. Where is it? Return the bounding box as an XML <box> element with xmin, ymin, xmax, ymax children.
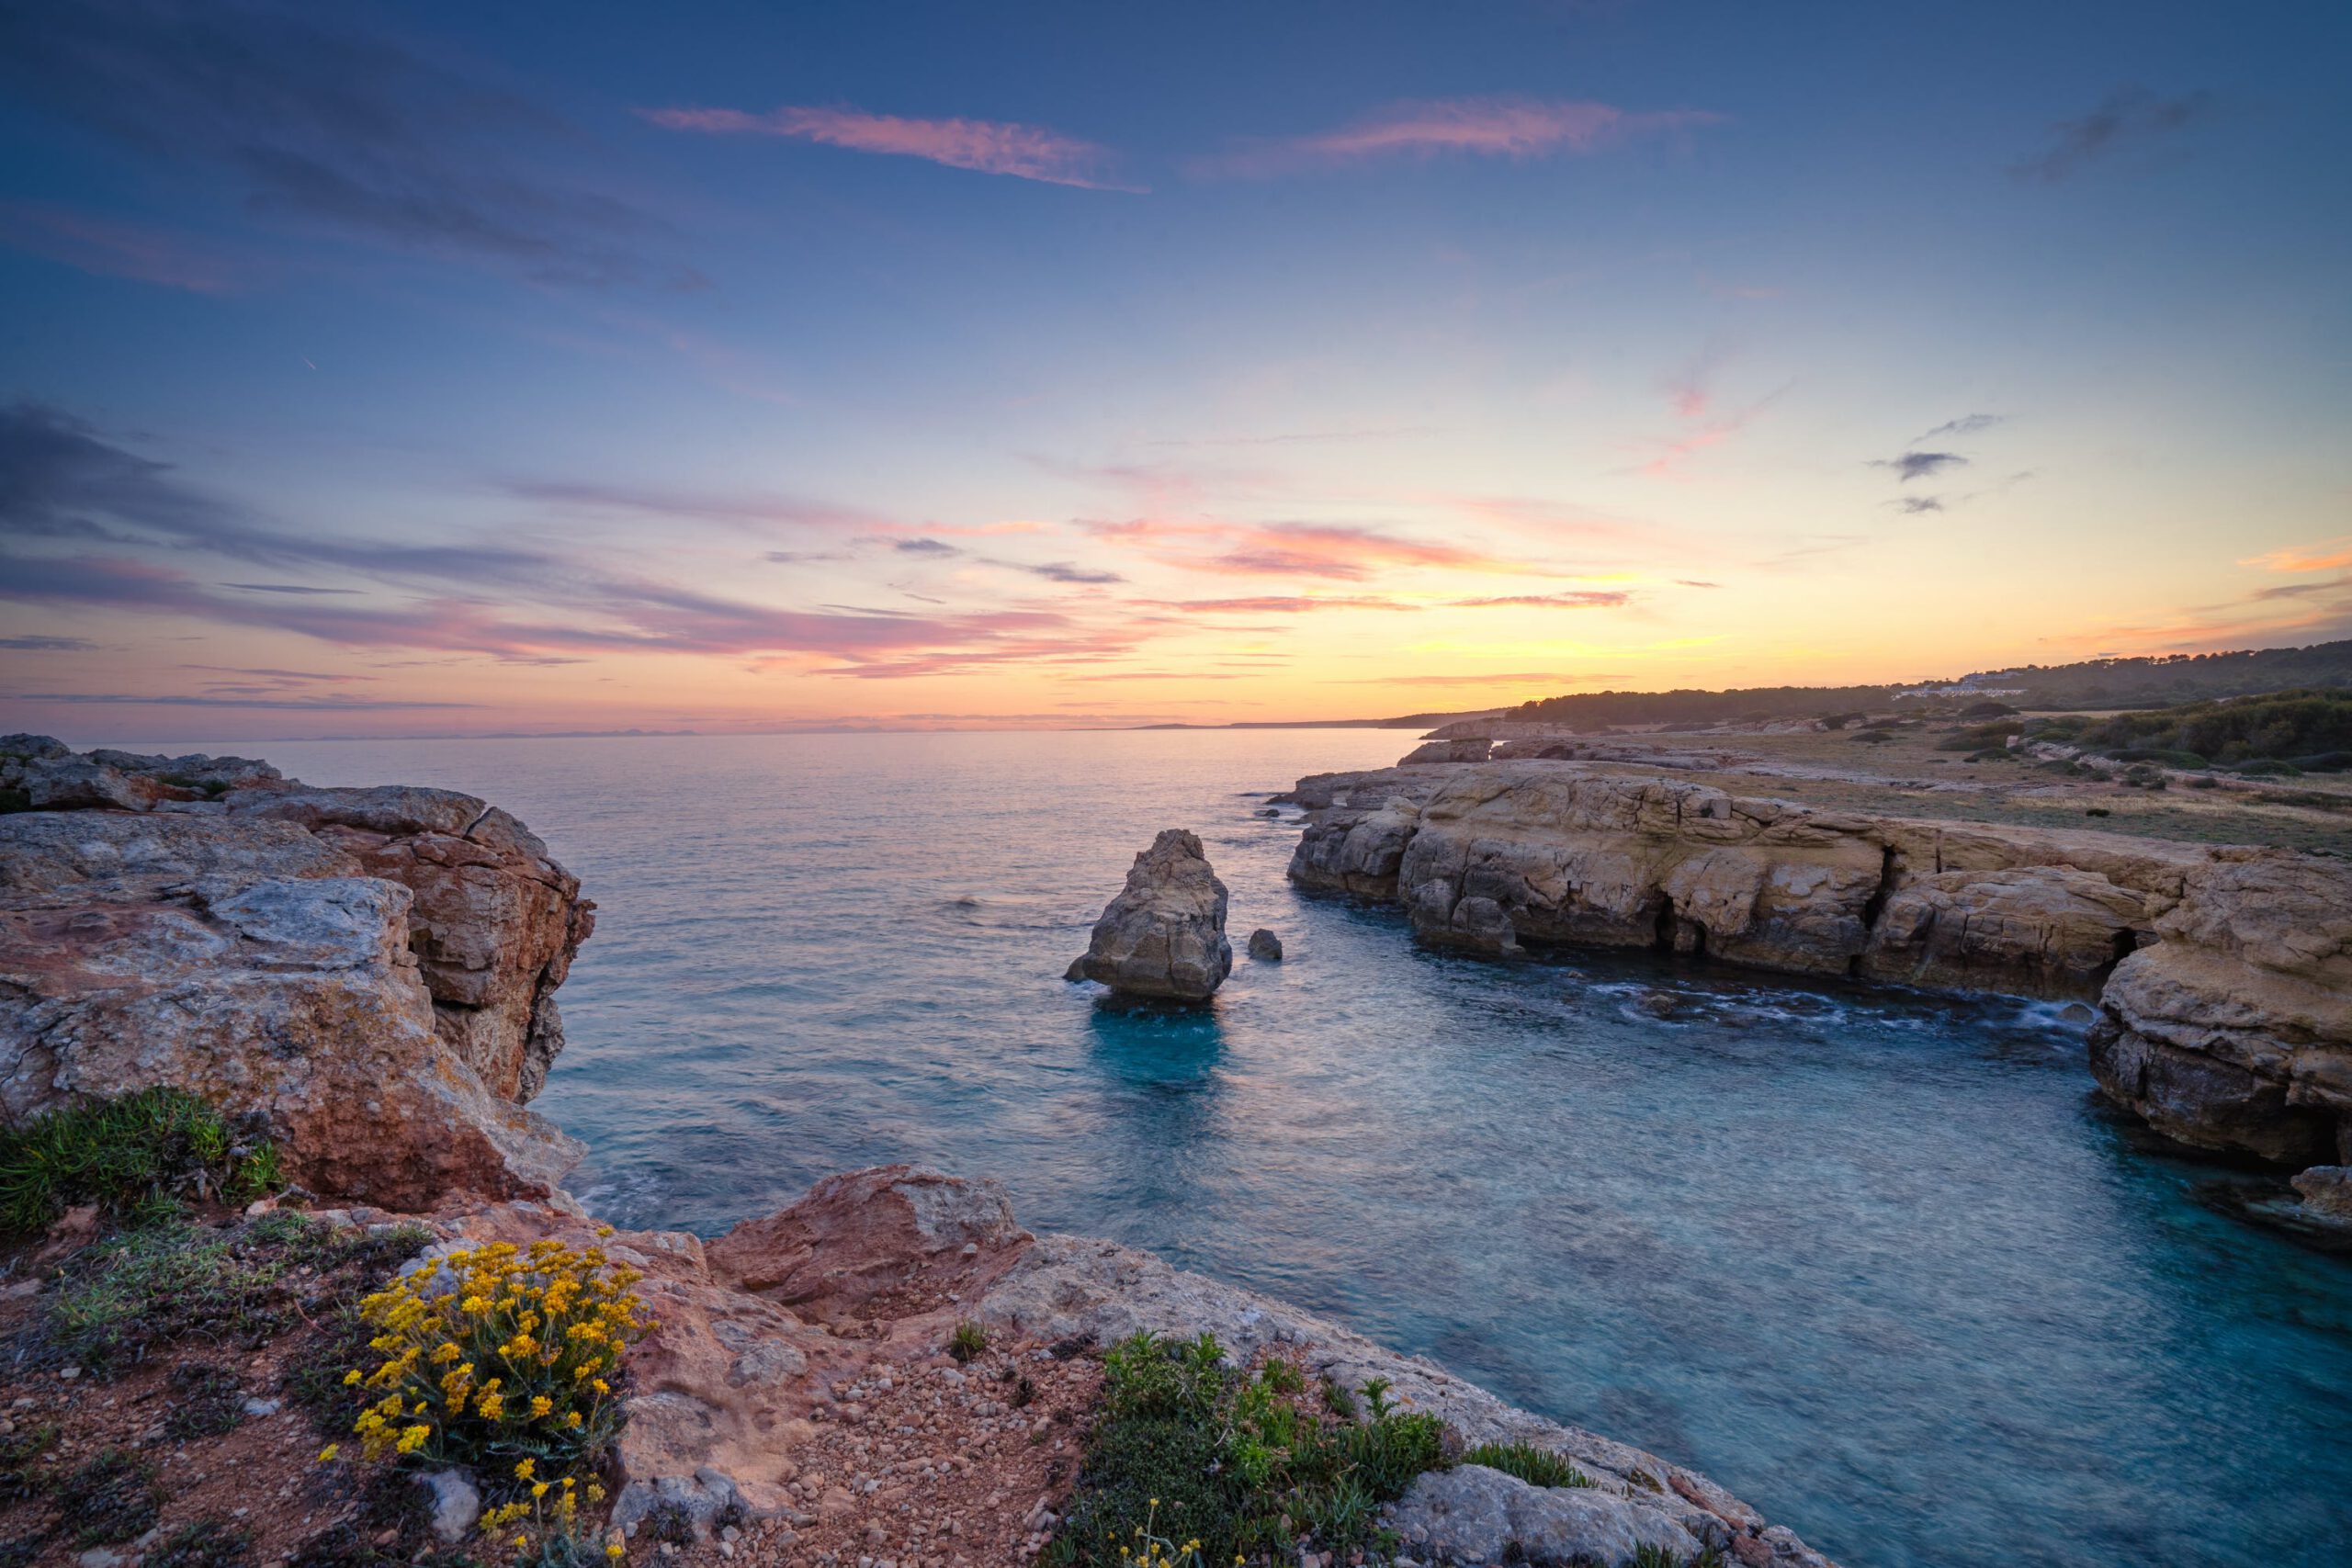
<box><xmin>1286</xmin><ymin>761</ymin><xmax>2352</xmax><ymax>1192</ymax></box>
<box><xmin>0</xmin><ymin>737</ymin><xmax>594</xmax><ymax>1207</ymax></box>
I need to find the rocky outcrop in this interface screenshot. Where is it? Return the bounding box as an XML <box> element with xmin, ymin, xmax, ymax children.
<box><xmin>1403</xmin><ymin>739</ymin><xmax>1492</xmax><ymax>764</ymax></box>
<box><xmin>1285</xmin><ymin>760</ymin><xmax>2352</xmax><ymax>1209</ymax></box>
<box><xmin>0</xmin><ymin>739</ymin><xmax>593</xmax><ymax>1206</ymax></box>
<box><xmin>424</xmin><ymin>1168</ymin><xmax>1836</xmax><ymax>1563</ymax></box>
<box><xmin>1247</xmin><ymin>928</ymin><xmax>1283</xmax><ymax>961</ymax></box>
<box><xmin>707</xmin><ymin>1164</ymin><xmax>1031</xmax><ymax>1327</ymax></box>
<box><xmin>1070</xmin><ymin>828</ymin><xmax>1233</xmax><ymax>1000</ymax></box>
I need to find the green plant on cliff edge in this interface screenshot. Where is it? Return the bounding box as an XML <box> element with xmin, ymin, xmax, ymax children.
<box><xmin>0</xmin><ymin>1088</ymin><xmax>280</xmax><ymax>1235</ymax></box>
<box><xmin>1459</xmin><ymin>1440</ymin><xmax>1594</xmax><ymax>1491</ymax></box>
<box><xmin>1046</xmin><ymin>1331</ymin><xmax>1447</xmax><ymax>1568</ymax></box>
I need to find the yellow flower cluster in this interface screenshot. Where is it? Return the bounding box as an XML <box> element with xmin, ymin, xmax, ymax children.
<box><xmin>1114</xmin><ymin>1503</ymin><xmax>1207</xmax><ymax>1568</ymax></box>
<box><xmin>478</xmin><ymin>1461</ymin><xmax>617</xmax><ymax>1559</ymax></box>
<box><xmin>344</xmin><ymin>1235</ymin><xmax>650</xmax><ymax>1472</ymax></box>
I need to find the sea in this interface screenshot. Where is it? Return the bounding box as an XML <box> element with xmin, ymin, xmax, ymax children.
<box><xmin>171</xmin><ymin>728</ymin><xmax>2352</xmax><ymax>1568</ymax></box>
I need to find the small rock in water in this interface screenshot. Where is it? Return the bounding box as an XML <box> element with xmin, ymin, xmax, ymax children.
<box><xmin>1247</xmin><ymin>929</ymin><xmax>1283</xmax><ymax>962</ymax></box>
<box><xmin>1630</xmin><ymin>990</ymin><xmax>1679</xmax><ymax>1020</ymax></box>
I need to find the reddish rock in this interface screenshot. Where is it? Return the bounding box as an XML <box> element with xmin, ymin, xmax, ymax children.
<box><xmin>707</xmin><ymin>1165</ymin><xmax>1032</xmax><ymax>1327</ymax></box>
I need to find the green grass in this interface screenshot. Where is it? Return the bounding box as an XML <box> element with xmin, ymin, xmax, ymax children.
<box><xmin>50</xmin><ymin>1210</ymin><xmax>428</xmax><ymax>1374</ymax></box>
<box><xmin>0</xmin><ymin>1088</ymin><xmax>280</xmax><ymax>1235</ymax></box>
<box><xmin>948</xmin><ymin>1319</ymin><xmax>989</xmax><ymax>1362</ymax></box>
<box><xmin>1459</xmin><ymin>1441</ymin><xmax>1593</xmax><ymax>1490</ymax></box>
<box><xmin>1046</xmin><ymin>1333</ymin><xmax>1447</xmax><ymax>1567</ymax></box>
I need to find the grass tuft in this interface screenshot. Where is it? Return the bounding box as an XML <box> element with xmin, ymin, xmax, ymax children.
<box><xmin>0</xmin><ymin>1088</ymin><xmax>279</xmax><ymax>1235</ymax></box>
<box><xmin>1461</xmin><ymin>1441</ymin><xmax>1593</xmax><ymax>1490</ymax></box>
<box><xmin>949</xmin><ymin>1318</ymin><xmax>989</xmax><ymax>1363</ymax></box>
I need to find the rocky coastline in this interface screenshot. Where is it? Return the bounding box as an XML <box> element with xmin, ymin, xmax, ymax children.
<box><xmin>0</xmin><ymin>739</ymin><xmax>1839</xmax><ymax>1568</ymax></box>
<box><xmin>1281</xmin><ymin>756</ymin><xmax>2352</xmax><ymax>1227</ymax></box>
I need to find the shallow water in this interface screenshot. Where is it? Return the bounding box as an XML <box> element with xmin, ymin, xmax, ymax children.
<box><xmin>227</xmin><ymin>729</ymin><xmax>2350</xmax><ymax>1568</ymax></box>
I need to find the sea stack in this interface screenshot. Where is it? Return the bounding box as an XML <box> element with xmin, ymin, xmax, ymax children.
<box><xmin>1072</xmin><ymin>828</ymin><xmax>1233</xmax><ymax>1001</ymax></box>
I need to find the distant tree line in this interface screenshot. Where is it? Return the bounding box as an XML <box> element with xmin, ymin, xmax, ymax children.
<box><xmin>1498</xmin><ymin>639</ymin><xmax>2352</xmax><ymax>728</ymax></box>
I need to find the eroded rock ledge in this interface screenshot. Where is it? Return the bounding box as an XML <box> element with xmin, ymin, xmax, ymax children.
<box><xmin>1283</xmin><ymin>761</ymin><xmax>2352</xmax><ymax>1203</ymax></box>
<box><xmin>424</xmin><ymin>1166</ymin><xmax>1839</xmax><ymax>1568</ymax></box>
<box><xmin>0</xmin><ymin>736</ymin><xmax>594</xmax><ymax>1207</ymax></box>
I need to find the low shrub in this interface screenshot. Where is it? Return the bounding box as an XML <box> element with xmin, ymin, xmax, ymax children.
<box><xmin>1049</xmin><ymin>1333</ymin><xmax>1449</xmax><ymax>1567</ymax></box>
<box><xmin>334</xmin><ymin>1235</ymin><xmax>648</xmax><ymax>1558</ymax></box>
<box><xmin>0</xmin><ymin>1088</ymin><xmax>279</xmax><ymax>1235</ymax></box>
<box><xmin>1460</xmin><ymin>1441</ymin><xmax>1593</xmax><ymax>1490</ymax></box>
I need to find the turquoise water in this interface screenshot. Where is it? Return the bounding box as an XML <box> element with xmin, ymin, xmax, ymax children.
<box><xmin>232</xmin><ymin>730</ymin><xmax>2350</xmax><ymax>1568</ymax></box>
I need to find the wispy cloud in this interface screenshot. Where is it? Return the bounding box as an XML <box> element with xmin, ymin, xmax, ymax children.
<box><xmin>1446</xmin><ymin>592</ymin><xmax>1629</xmax><ymax>609</ymax></box>
<box><xmin>0</xmin><ymin>404</ymin><xmax>1148</xmax><ymax>676</ymax></box>
<box><xmin>639</xmin><ymin>103</ymin><xmax>1143</xmax><ymax>191</ymax></box>
<box><xmin>2240</xmin><ymin>537</ymin><xmax>2352</xmax><ymax>574</ymax></box>
<box><xmin>2013</xmin><ymin>87</ymin><xmax>2215</xmax><ymax>183</ymax></box>
<box><xmin>1915</xmin><ymin>413</ymin><xmax>2003</xmax><ymax>443</ymax></box>
<box><xmin>0</xmin><ymin>203</ymin><xmax>254</xmax><ymax>293</ymax></box>
<box><xmin>0</xmin><ymin>635</ymin><xmax>94</xmax><ymax>651</ymax></box>
<box><xmin>1337</xmin><ymin>671</ymin><xmax>1577</xmax><ymax>687</ymax></box>
<box><xmin>1192</xmin><ymin>96</ymin><xmax>1723</xmax><ymax>179</ymax></box>
<box><xmin>1016</xmin><ymin>561</ymin><xmax>1124</xmax><ymax>585</ymax></box>
<box><xmin>1871</xmin><ymin>450</ymin><xmax>1966</xmax><ymax>483</ymax></box>
<box><xmin>503</xmin><ymin>478</ymin><xmax>890</xmax><ymax>532</ymax></box>
<box><xmin>0</xmin><ymin>0</ymin><xmax>685</xmax><ymax>288</ymax></box>
<box><xmin>1894</xmin><ymin>496</ymin><xmax>1945</xmax><ymax>514</ymax></box>
<box><xmin>1086</xmin><ymin>517</ymin><xmax>1542</xmax><ymax>581</ymax></box>
<box><xmin>6</xmin><ymin>690</ymin><xmax>477</xmax><ymax>712</ymax></box>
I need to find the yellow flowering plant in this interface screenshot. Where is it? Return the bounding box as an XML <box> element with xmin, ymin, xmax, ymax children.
<box><xmin>345</xmin><ymin>1236</ymin><xmax>649</xmax><ymax>1480</ymax></box>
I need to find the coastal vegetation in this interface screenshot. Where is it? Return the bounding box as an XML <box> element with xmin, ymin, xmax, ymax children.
<box><xmin>0</xmin><ymin>1087</ymin><xmax>279</xmax><ymax>1235</ymax></box>
<box><xmin>332</xmin><ymin>1236</ymin><xmax>649</xmax><ymax>1558</ymax></box>
<box><xmin>1458</xmin><ymin>1441</ymin><xmax>1594</xmax><ymax>1490</ymax></box>
<box><xmin>2030</xmin><ymin>688</ymin><xmax>2352</xmax><ymax>773</ymax></box>
<box><xmin>1496</xmin><ymin>638</ymin><xmax>2352</xmax><ymax>731</ymax></box>
<box><xmin>1046</xmin><ymin>1331</ymin><xmax>1447</xmax><ymax>1567</ymax></box>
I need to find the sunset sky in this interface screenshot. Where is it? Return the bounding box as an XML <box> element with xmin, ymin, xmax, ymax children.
<box><xmin>2</xmin><ymin>0</ymin><xmax>2348</xmax><ymax>740</ymax></box>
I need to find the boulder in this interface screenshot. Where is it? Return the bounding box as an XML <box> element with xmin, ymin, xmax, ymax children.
<box><xmin>1247</xmin><ymin>928</ymin><xmax>1283</xmax><ymax>961</ymax></box>
<box><xmin>707</xmin><ymin>1164</ymin><xmax>1031</xmax><ymax>1326</ymax></box>
<box><xmin>1385</xmin><ymin>1465</ymin><xmax>1710</xmax><ymax>1568</ymax></box>
<box><xmin>0</xmin><ymin>739</ymin><xmax>594</xmax><ymax>1207</ymax></box>
<box><xmin>1071</xmin><ymin>829</ymin><xmax>1232</xmax><ymax>1000</ymax></box>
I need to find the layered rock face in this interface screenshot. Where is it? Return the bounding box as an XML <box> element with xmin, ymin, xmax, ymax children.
<box><xmin>1072</xmin><ymin>827</ymin><xmax>1233</xmax><ymax>1000</ymax></box>
<box><xmin>1287</xmin><ymin>761</ymin><xmax>2352</xmax><ymax>1191</ymax></box>
<box><xmin>0</xmin><ymin>738</ymin><xmax>593</xmax><ymax>1206</ymax></box>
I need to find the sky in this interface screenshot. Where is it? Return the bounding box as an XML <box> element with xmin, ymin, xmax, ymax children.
<box><xmin>1</xmin><ymin>0</ymin><xmax>2348</xmax><ymax>741</ymax></box>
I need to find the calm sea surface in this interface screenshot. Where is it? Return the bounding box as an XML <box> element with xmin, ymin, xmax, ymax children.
<box><xmin>187</xmin><ymin>730</ymin><xmax>2349</xmax><ymax>1568</ymax></box>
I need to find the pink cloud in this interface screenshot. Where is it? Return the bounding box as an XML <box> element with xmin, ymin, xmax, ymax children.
<box><xmin>0</xmin><ymin>204</ymin><xmax>253</xmax><ymax>293</ymax></box>
<box><xmin>1084</xmin><ymin>517</ymin><xmax>1538</xmax><ymax>581</ymax></box>
<box><xmin>639</xmin><ymin>104</ymin><xmax>1143</xmax><ymax>191</ymax></box>
<box><xmin>1193</xmin><ymin>96</ymin><xmax>1723</xmax><ymax>178</ymax></box>
<box><xmin>2240</xmin><ymin>537</ymin><xmax>2352</xmax><ymax>573</ymax></box>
